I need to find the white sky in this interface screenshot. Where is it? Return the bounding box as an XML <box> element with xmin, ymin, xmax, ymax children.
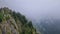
<box><xmin>0</xmin><ymin>0</ymin><xmax>60</xmax><ymax>21</ymax></box>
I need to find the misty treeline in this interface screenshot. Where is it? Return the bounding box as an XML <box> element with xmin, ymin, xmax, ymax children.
<box><xmin>36</xmin><ymin>18</ymin><xmax>60</xmax><ymax>34</ymax></box>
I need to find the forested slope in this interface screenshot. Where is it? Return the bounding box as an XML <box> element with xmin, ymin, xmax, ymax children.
<box><xmin>0</xmin><ymin>7</ymin><xmax>38</xmax><ymax>34</ymax></box>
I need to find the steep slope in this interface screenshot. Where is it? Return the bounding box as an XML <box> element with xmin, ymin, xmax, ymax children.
<box><xmin>0</xmin><ymin>7</ymin><xmax>38</xmax><ymax>34</ymax></box>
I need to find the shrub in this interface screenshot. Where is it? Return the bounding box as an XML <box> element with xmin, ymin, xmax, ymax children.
<box><xmin>0</xmin><ymin>13</ymin><xmax>3</xmax><ymax>22</ymax></box>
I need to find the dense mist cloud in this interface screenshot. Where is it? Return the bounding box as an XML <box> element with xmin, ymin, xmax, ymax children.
<box><xmin>0</xmin><ymin>0</ymin><xmax>60</xmax><ymax>21</ymax></box>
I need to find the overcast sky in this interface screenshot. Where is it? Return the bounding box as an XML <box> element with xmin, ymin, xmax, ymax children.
<box><xmin>0</xmin><ymin>0</ymin><xmax>60</xmax><ymax>21</ymax></box>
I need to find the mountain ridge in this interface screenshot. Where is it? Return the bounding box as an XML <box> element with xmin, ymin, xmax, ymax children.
<box><xmin>0</xmin><ymin>7</ymin><xmax>38</xmax><ymax>34</ymax></box>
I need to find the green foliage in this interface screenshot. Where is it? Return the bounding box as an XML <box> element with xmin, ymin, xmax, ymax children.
<box><xmin>11</xmin><ymin>11</ymin><xmax>37</xmax><ymax>34</ymax></box>
<box><xmin>6</xmin><ymin>15</ymin><xmax>10</xmax><ymax>20</ymax></box>
<box><xmin>16</xmin><ymin>12</ymin><xmax>27</xmax><ymax>24</ymax></box>
<box><xmin>27</xmin><ymin>21</ymin><xmax>33</xmax><ymax>28</ymax></box>
<box><xmin>0</xmin><ymin>13</ymin><xmax>3</xmax><ymax>22</ymax></box>
<box><xmin>0</xmin><ymin>7</ymin><xmax>37</xmax><ymax>34</ymax></box>
<box><xmin>11</xmin><ymin>11</ymin><xmax>27</xmax><ymax>25</ymax></box>
<box><xmin>3</xmin><ymin>7</ymin><xmax>10</xmax><ymax>14</ymax></box>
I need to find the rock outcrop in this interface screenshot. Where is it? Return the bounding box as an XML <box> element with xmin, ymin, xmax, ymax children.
<box><xmin>0</xmin><ymin>7</ymin><xmax>37</xmax><ymax>34</ymax></box>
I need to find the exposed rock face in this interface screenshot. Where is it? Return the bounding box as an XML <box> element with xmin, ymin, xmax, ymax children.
<box><xmin>0</xmin><ymin>7</ymin><xmax>37</xmax><ymax>34</ymax></box>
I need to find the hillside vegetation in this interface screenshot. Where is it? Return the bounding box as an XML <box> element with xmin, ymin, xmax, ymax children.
<box><xmin>0</xmin><ymin>7</ymin><xmax>38</xmax><ymax>34</ymax></box>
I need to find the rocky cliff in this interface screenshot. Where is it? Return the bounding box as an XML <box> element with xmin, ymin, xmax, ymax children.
<box><xmin>0</xmin><ymin>7</ymin><xmax>37</xmax><ymax>34</ymax></box>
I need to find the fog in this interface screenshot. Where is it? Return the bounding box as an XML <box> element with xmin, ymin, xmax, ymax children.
<box><xmin>0</xmin><ymin>0</ymin><xmax>60</xmax><ymax>34</ymax></box>
<box><xmin>0</xmin><ymin>0</ymin><xmax>60</xmax><ymax>21</ymax></box>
